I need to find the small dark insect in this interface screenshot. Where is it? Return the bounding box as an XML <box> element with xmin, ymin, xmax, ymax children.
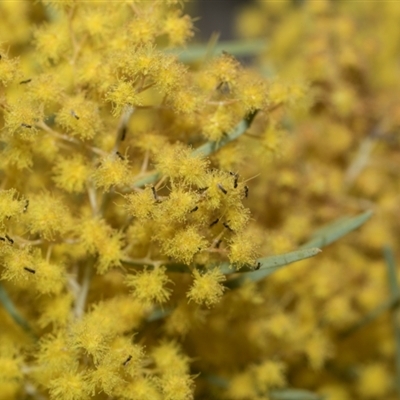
<box><xmin>190</xmin><ymin>206</ymin><xmax>198</xmax><ymax>213</ymax></box>
<box><xmin>151</xmin><ymin>186</ymin><xmax>159</xmax><ymax>202</ymax></box>
<box><xmin>229</xmin><ymin>172</ymin><xmax>238</xmax><ymax>189</ymax></box>
<box><xmin>209</xmin><ymin>218</ymin><xmax>219</xmax><ymax>227</ymax></box>
<box><xmin>21</xmin><ymin>123</ymin><xmax>32</xmax><ymax>128</ymax></box>
<box><xmin>215</xmin><ymin>239</ymin><xmax>222</xmax><ymax>249</ymax></box>
<box><xmin>122</xmin><ymin>355</ymin><xmax>132</xmax><ymax>366</ymax></box>
<box><xmin>24</xmin><ymin>267</ymin><xmax>36</xmax><ymax>274</ymax></box>
<box><xmin>223</xmin><ymin>222</ymin><xmax>233</xmax><ymax>232</ymax></box>
<box><xmin>23</xmin><ymin>199</ymin><xmax>29</xmax><ymax>213</ymax></box>
<box><xmin>198</xmin><ymin>187</ymin><xmax>209</xmax><ymax>193</ymax></box>
<box><xmin>217</xmin><ymin>183</ymin><xmax>227</xmax><ymax>195</ymax></box>
<box><xmin>244</xmin><ymin>185</ymin><xmax>249</xmax><ymax>198</ymax></box>
<box><xmin>0</xmin><ymin>55</ymin><xmax>2</xmax><ymax>60</ymax></box>
<box><xmin>5</xmin><ymin>234</ymin><xmax>13</xmax><ymax>244</ymax></box>
<box><xmin>255</xmin><ymin>262</ymin><xmax>261</xmax><ymax>270</ymax></box>
<box><xmin>216</xmin><ymin>81</ymin><xmax>230</xmax><ymax>94</ymax></box>
<box><xmin>116</xmin><ymin>151</ymin><xmax>125</xmax><ymax>160</ymax></box>
<box><xmin>216</xmin><ymin>81</ymin><xmax>224</xmax><ymax>90</ymax></box>
<box><xmin>70</xmin><ymin>110</ymin><xmax>80</xmax><ymax>120</ymax></box>
<box><xmin>121</xmin><ymin>126</ymin><xmax>127</xmax><ymax>141</ymax></box>
<box><xmin>0</xmin><ymin>237</ymin><xmax>5</xmax><ymax>242</ymax></box>
<box><xmin>19</xmin><ymin>79</ymin><xmax>32</xmax><ymax>84</ymax></box>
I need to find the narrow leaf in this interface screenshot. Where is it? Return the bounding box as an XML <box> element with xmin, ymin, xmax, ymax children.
<box><xmin>167</xmin><ymin>39</ymin><xmax>267</xmax><ymax>63</ymax></box>
<box><xmin>203</xmin><ymin>374</ymin><xmax>323</xmax><ymax>400</ymax></box>
<box><xmin>225</xmin><ymin>248</ymin><xmax>321</xmax><ymax>289</ymax></box>
<box><xmin>0</xmin><ymin>283</ymin><xmax>35</xmax><ymax>336</ymax></box>
<box><xmin>192</xmin><ymin>110</ymin><xmax>258</xmax><ymax>158</ymax></box>
<box><xmin>340</xmin><ymin>294</ymin><xmax>400</xmax><ymax>338</ymax></box>
<box><xmin>270</xmin><ymin>389</ymin><xmax>324</xmax><ymax>400</ymax></box>
<box><xmin>224</xmin><ymin>210</ymin><xmax>372</xmax><ymax>290</ymax></box>
<box><xmin>300</xmin><ymin>210</ymin><xmax>373</xmax><ymax>249</ymax></box>
<box><xmin>384</xmin><ymin>246</ymin><xmax>400</xmax><ymax>397</ymax></box>
<box><xmin>146</xmin><ymin>306</ymin><xmax>172</xmax><ymax>322</ymax></box>
<box><xmin>132</xmin><ymin>172</ymin><xmax>161</xmax><ymax>188</ymax></box>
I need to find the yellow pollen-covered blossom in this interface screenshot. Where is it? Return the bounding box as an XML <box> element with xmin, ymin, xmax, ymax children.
<box><xmin>106</xmin><ymin>81</ymin><xmax>143</xmax><ymax>116</ymax></box>
<box><xmin>0</xmin><ymin>52</ymin><xmax>19</xmax><ymax>86</ymax></box>
<box><xmin>151</xmin><ymin>341</ymin><xmax>190</xmax><ymax>376</ymax></box>
<box><xmin>91</xmin><ymin>154</ymin><xmax>132</xmax><ymax>192</ymax></box>
<box><xmin>163</xmin><ymin>11</ymin><xmax>194</xmax><ymax>47</ymax></box>
<box><xmin>157</xmin><ymin>374</ymin><xmax>194</xmax><ymax>400</ymax></box>
<box><xmin>24</xmin><ymin>192</ymin><xmax>73</xmax><ymax>240</ymax></box>
<box><xmin>187</xmin><ymin>268</ymin><xmax>226</xmax><ymax>307</ymax></box>
<box><xmin>33</xmin><ymin>21</ymin><xmax>70</xmax><ymax>65</ymax></box>
<box><xmin>228</xmin><ymin>231</ymin><xmax>259</xmax><ymax>268</ymax></box>
<box><xmin>125</xmin><ymin>187</ymin><xmax>156</xmax><ymax>220</ymax></box>
<box><xmin>125</xmin><ymin>267</ymin><xmax>172</xmax><ymax>304</ymax></box>
<box><xmin>56</xmin><ymin>95</ymin><xmax>102</xmax><ymax>140</ymax></box>
<box><xmin>252</xmin><ymin>360</ymin><xmax>286</xmax><ymax>392</ymax></box>
<box><xmin>4</xmin><ymin>99</ymin><xmax>43</xmax><ymax>137</ymax></box>
<box><xmin>154</xmin><ymin>143</ymin><xmax>209</xmax><ymax>187</ymax></box>
<box><xmin>0</xmin><ymin>189</ymin><xmax>25</xmax><ymax>226</ymax></box>
<box><xmin>163</xmin><ymin>227</ymin><xmax>208</xmax><ymax>265</ymax></box>
<box><xmin>48</xmin><ymin>369</ymin><xmax>92</xmax><ymax>400</ymax></box>
<box><xmin>52</xmin><ymin>154</ymin><xmax>91</xmax><ymax>193</ymax></box>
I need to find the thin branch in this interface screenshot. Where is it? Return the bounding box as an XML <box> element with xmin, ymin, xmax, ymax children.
<box><xmin>37</xmin><ymin>121</ymin><xmax>108</xmax><ymax>157</ymax></box>
<box><xmin>87</xmin><ymin>184</ymin><xmax>98</xmax><ymax>216</ymax></box>
<box><xmin>73</xmin><ymin>262</ymin><xmax>93</xmax><ymax>319</ymax></box>
<box><xmin>112</xmin><ymin>106</ymin><xmax>134</xmax><ymax>153</ymax></box>
<box><xmin>46</xmin><ymin>244</ymin><xmax>53</xmax><ymax>263</ymax></box>
<box><xmin>12</xmin><ymin>236</ymin><xmax>43</xmax><ymax>246</ymax></box>
<box><xmin>0</xmin><ymin>283</ymin><xmax>36</xmax><ymax>337</ymax></box>
<box><xmin>140</xmin><ymin>150</ymin><xmax>150</xmax><ymax>174</ymax></box>
<box><xmin>121</xmin><ymin>257</ymin><xmax>167</xmax><ymax>268</ymax></box>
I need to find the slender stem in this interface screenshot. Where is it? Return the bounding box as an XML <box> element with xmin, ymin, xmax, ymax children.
<box><xmin>24</xmin><ymin>381</ymin><xmax>47</xmax><ymax>400</ymax></box>
<box><xmin>67</xmin><ymin>6</ymin><xmax>78</xmax><ymax>58</ymax></box>
<box><xmin>12</xmin><ymin>236</ymin><xmax>43</xmax><ymax>246</ymax></box>
<box><xmin>154</xmin><ymin>175</ymin><xmax>167</xmax><ymax>191</ymax></box>
<box><xmin>139</xmin><ymin>150</ymin><xmax>149</xmax><ymax>174</ymax></box>
<box><xmin>0</xmin><ymin>176</ymin><xmax>9</xmax><ymax>190</ymax></box>
<box><xmin>46</xmin><ymin>244</ymin><xmax>53</xmax><ymax>263</ymax></box>
<box><xmin>121</xmin><ymin>257</ymin><xmax>167</xmax><ymax>267</ymax></box>
<box><xmin>87</xmin><ymin>184</ymin><xmax>98</xmax><ymax>216</ymax></box>
<box><xmin>74</xmin><ymin>262</ymin><xmax>93</xmax><ymax>319</ymax></box>
<box><xmin>206</xmin><ymin>99</ymin><xmax>239</xmax><ymax>106</ymax></box>
<box><xmin>112</xmin><ymin>105</ymin><xmax>134</xmax><ymax>153</ymax></box>
<box><xmin>37</xmin><ymin>121</ymin><xmax>108</xmax><ymax>157</ymax></box>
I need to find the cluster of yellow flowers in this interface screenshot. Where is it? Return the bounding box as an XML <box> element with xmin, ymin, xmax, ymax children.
<box><xmin>0</xmin><ymin>1</ymin><xmax>304</xmax><ymax>400</ymax></box>
<box><xmin>0</xmin><ymin>0</ymin><xmax>396</xmax><ymax>399</ymax></box>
